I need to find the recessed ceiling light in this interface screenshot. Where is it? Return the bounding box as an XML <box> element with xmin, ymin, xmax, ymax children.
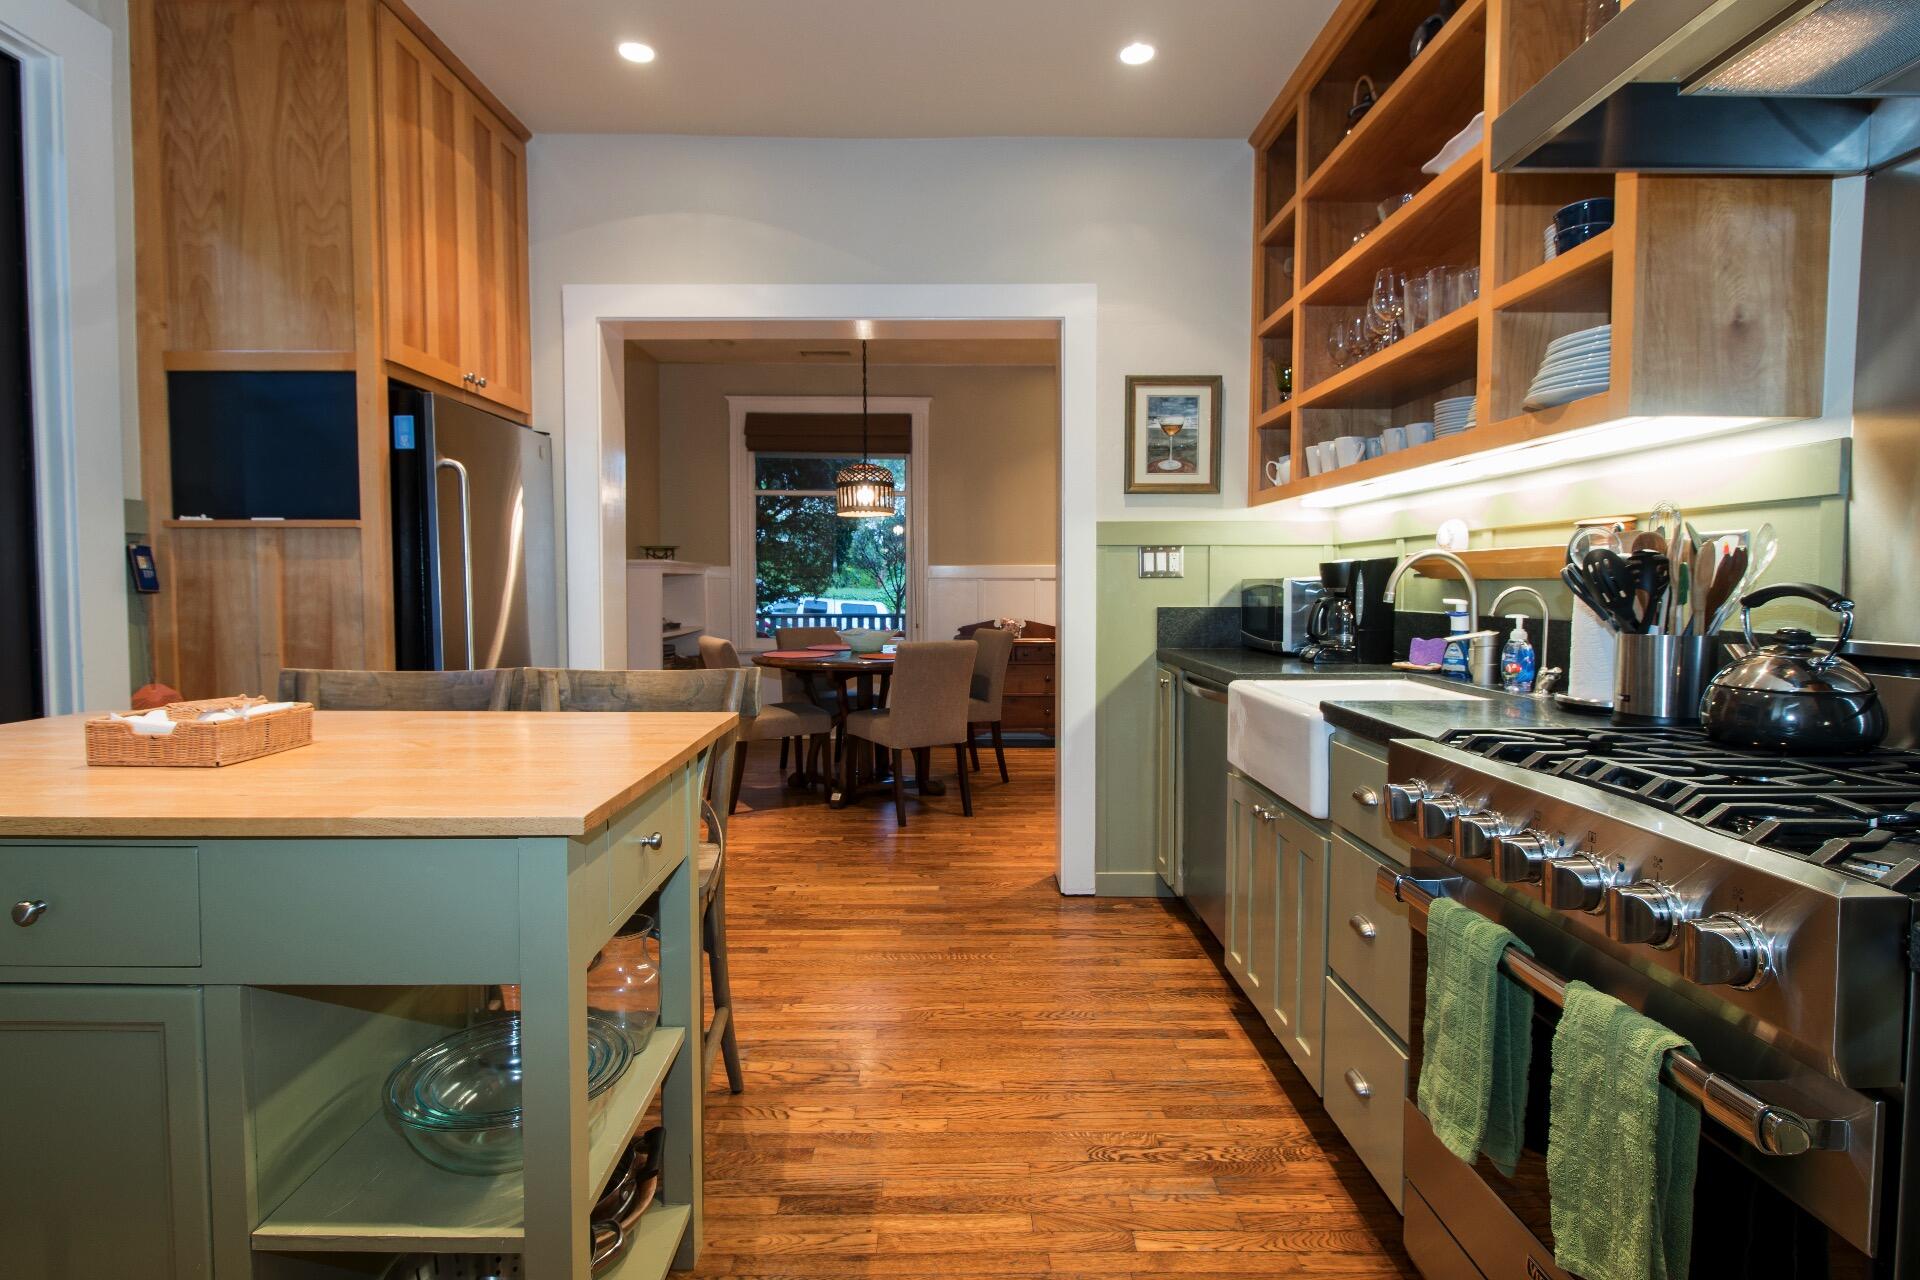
<box><xmin>617</xmin><ymin>41</ymin><xmax>656</xmax><ymax>64</ymax></box>
<box><xmin>1119</xmin><ymin>42</ymin><xmax>1156</xmax><ymax>66</ymax></box>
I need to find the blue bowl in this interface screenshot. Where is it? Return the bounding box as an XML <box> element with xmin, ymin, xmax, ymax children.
<box><xmin>1554</xmin><ymin>221</ymin><xmax>1611</xmax><ymax>254</ymax></box>
<box><xmin>1554</xmin><ymin>198</ymin><xmax>1614</xmax><ymax>232</ymax></box>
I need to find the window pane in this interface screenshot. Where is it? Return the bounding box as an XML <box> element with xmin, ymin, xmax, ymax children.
<box><xmin>753</xmin><ymin>495</ymin><xmax>909</xmax><ymax>638</ymax></box>
<box><xmin>754</xmin><ymin>455</ymin><xmax>906</xmax><ymax>492</ymax></box>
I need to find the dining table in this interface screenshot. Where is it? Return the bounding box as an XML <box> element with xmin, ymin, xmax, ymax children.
<box><xmin>752</xmin><ymin>644</ymin><xmax>943</xmax><ymax>805</ymax></box>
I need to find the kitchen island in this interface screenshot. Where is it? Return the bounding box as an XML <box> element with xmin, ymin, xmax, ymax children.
<box><xmin>0</xmin><ymin>710</ymin><xmax>734</xmax><ymax>1280</ymax></box>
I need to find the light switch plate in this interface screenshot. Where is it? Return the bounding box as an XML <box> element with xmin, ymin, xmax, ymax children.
<box><xmin>1138</xmin><ymin>545</ymin><xmax>1184</xmax><ymax>578</ymax></box>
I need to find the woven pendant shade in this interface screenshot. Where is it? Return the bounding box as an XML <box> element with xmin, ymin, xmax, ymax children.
<box><xmin>835</xmin><ymin>338</ymin><xmax>896</xmax><ymax>517</ymax></box>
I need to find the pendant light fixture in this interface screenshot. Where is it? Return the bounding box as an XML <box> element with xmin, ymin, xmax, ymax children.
<box><xmin>835</xmin><ymin>338</ymin><xmax>896</xmax><ymax>518</ymax></box>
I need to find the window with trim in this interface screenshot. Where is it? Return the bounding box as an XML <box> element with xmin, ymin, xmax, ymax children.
<box><xmin>746</xmin><ymin>409</ymin><xmax>911</xmax><ymax>639</ymax></box>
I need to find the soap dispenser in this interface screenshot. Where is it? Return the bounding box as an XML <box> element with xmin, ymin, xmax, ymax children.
<box><xmin>1501</xmin><ymin>614</ymin><xmax>1537</xmax><ymax>694</ymax></box>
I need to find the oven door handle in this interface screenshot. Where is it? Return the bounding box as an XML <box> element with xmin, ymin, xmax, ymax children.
<box><xmin>1377</xmin><ymin>867</ymin><xmax>1851</xmax><ymax>1159</ymax></box>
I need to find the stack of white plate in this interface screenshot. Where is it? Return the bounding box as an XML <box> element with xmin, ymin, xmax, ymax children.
<box><xmin>1524</xmin><ymin>324</ymin><xmax>1610</xmax><ymax>410</ymax></box>
<box><xmin>1434</xmin><ymin>395</ymin><xmax>1477</xmax><ymax>438</ymax></box>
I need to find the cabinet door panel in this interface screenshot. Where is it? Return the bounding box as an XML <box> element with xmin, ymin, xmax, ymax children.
<box><xmin>459</xmin><ymin>99</ymin><xmax>531</xmax><ymax>411</ymax></box>
<box><xmin>1271</xmin><ymin>803</ymin><xmax>1329</xmax><ymax>1095</ymax></box>
<box><xmin>1224</xmin><ymin>777</ymin><xmax>1253</xmax><ymax>985</ymax></box>
<box><xmin>0</xmin><ymin>986</ymin><xmax>212</xmax><ymax>1279</ymax></box>
<box><xmin>378</xmin><ymin>8</ymin><xmax>468</xmax><ymax>390</ymax></box>
<box><xmin>1245</xmin><ymin>815</ymin><xmax>1278</xmax><ymax>1012</ymax></box>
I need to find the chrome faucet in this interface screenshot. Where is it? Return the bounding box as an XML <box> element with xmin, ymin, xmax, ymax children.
<box><xmin>1382</xmin><ymin>548</ymin><xmax>1497</xmax><ymax>687</ymax></box>
<box><xmin>1491</xmin><ymin>585</ymin><xmax>1560</xmax><ymax>697</ymax></box>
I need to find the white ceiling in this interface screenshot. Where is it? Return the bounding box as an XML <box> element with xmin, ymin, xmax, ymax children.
<box><xmin>405</xmin><ymin>0</ymin><xmax>1341</xmax><ymax>138</ymax></box>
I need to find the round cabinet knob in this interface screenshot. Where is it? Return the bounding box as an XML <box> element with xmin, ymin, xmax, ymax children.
<box><xmin>638</xmin><ymin>832</ymin><xmax>664</xmax><ymax>850</ymax></box>
<box><xmin>1454</xmin><ymin>810</ymin><xmax>1513</xmax><ymax>861</ymax></box>
<box><xmin>1542</xmin><ymin>854</ymin><xmax>1610</xmax><ymax>913</ymax></box>
<box><xmin>1418</xmin><ymin>793</ymin><xmax>1464</xmax><ymax>841</ymax></box>
<box><xmin>1492</xmin><ymin>831</ymin><xmax>1552</xmax><ymax>884</ymax></box>
<box><xmin>1386</xmin><ymin>781</ymin><xmax>1428</xmax><ymax>824</ymax></box>
<box><xmin>1681</xmin><ymin>913</ymin><xmax>1770</xmax><ymax>988</ymax></box>
<box><xmin>1606</xmin><ymin>882</ymin><xmax>1682</xmax><ymax>947</ymax></box>
<box><xmin>11</xmin><ymin>899</ymin><xmax>49</xmax><ymax>927</ymax></box>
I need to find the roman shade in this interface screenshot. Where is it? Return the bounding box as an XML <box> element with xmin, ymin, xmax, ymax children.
<box><xmin>743</xmin><ymin>412</ymin><xmax>912</xmax><ymax>455</ymax></box>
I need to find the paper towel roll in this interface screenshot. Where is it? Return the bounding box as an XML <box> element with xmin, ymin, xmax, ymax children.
<box><xmin>1568</xmin><ymin>599</ymin><xmax>1616</xmax><ymax>705</ymax></box>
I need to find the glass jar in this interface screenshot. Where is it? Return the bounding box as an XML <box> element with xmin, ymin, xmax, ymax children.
<box><xmin>588</xmin><ymin>913</ymin><xmax>660</xmax><ymax>1047</ymax></box>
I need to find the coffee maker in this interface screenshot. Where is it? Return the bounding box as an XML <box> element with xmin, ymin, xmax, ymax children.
<box><xmin>1302</xmin><ymin>557</ymin><xmax>1398</xmax><ymax>664</ymax></box>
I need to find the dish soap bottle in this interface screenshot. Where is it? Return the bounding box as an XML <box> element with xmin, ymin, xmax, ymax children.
<box><xmin>1439</xmin><ymin>598</ymin><xmax>1471</xmax><ymax>680</ymax></box>
<box><xmin>1501</xmin><ymin>615</ymin><xmax>1537</xmax><ymax>694</ymax></box>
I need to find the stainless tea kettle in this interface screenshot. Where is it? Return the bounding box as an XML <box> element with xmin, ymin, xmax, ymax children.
<box><xmin>1701</xmin><ymin>583</ymin><xmax>1887</xmax><ymax>753</ymax></box>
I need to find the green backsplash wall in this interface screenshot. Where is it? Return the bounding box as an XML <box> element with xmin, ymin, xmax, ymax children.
<box><xmin>1092</xmin><ymin>434</ymin><xmax>1850</xmax><ymax>895</ymax></box>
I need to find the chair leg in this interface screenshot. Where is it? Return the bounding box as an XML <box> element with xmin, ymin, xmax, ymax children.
<box><xmin>991</xmin><ymin>720</ymin><xmax>1009</xmax><ymax>783</ymax></box>
<box><xmin>703</xmin><ymin>881</ymin><xmax>744</xmax><ymax>1093</ymax></box>
<box><xmin>811</xmin><ymin>735</ymin><xmax>833</xmax><ymax>804</ymax></box>
<box><xmin>840</xmin><ymin>728</ymin><xmax>858</xmax><ymax>803</ymax></box>
<box><xmin>779</xmin><ymin>737</ymin><xmax>790</xmax><ymax>770</ymax></box>
<box><xmin>954</xmin><ymin>743</ymin><xmax>974</xmax><ymax>817</ymax></box>
<box><xmin>728</xmin><ymin>739</ymin><xmax>749</xmax><ymax>815</ymax></box>
<box><xmin>968</xmin><ymin>725</ymin><xmax>980</xmax><ymax>772</ymax></box>
<box><xmin>890</xmin><ymin>749</ymin><xmax>907</xmax><ymax>827</ymax></box>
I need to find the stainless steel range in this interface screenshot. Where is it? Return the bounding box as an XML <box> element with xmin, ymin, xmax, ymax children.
<box><xmin>1382</xmin><ymin>723</ymin><xmax>1917</xmax><ymax>1279</ymax></box>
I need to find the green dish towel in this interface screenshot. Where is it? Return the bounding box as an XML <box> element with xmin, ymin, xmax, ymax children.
<box><xmin>1415</xmin><ymin>896</ymin><xmax>1533</xmax><ymax>1174</ymax></box>
<box><xmin>1548</xmin><ymin>980</ymin><xmax>1701</xmax><ymax>1280</ymax></box>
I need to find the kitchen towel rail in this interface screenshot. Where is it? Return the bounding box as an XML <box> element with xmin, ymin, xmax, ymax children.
<box><xmin>1379</xmin><ymin>868</ymin><xmax>1850</xmax><ymax>1159</ymax></box>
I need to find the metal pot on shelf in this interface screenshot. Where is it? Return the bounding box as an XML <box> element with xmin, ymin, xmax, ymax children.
<box><xmin>1701</xmin><ymin>583</ymin><xmax>1888</xmax><ymax>753</ymax></box>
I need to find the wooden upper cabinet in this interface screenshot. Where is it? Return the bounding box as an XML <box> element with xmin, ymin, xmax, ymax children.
<box><xmin>375</xmin><ymin>4</ymin><xmax>530</xmax><ymax>412</ymax></box>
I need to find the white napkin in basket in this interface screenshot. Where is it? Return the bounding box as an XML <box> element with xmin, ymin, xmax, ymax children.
<box><xmin>110</xmin><ymin>708</ymin><xmax>179</xmax><ymax>737</ymax></box>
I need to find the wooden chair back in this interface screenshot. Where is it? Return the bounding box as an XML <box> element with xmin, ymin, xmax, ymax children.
<box><xmin>276</xmin><ymin>668</ymin><xmax>513</xmax><ymax>711</ymax></box>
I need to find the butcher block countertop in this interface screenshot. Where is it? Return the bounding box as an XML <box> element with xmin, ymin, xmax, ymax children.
<box><xmin>0</xmin><ymin>710</ymin><xmax>736</xmax><ymax>839</ymax></box>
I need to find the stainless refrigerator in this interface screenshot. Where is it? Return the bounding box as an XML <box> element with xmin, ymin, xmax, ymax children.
<box><xmin>391</xmin><ymin>382</ymin><xmax>558</xmax><ymax>671</ymax></box>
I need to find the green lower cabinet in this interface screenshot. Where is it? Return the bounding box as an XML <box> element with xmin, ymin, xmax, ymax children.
<box><xmin>1322</xmin><ymin>974</ymin><xmax>1409</xmax><ymax>1212</ymax></box>
<box><xmin>1225</xmin><ymin>773</ymin><xmax>1329</xmax><ymax>1096</ymax></box>
<box><xmin>0</xmin><ymin>985</ymin><xmax>213</xmax><ymax>1279</ymax></box>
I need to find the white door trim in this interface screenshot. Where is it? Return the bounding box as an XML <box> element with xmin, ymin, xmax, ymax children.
<box><xmin>562</xmin><ymin>283</ymin><xmax>1096</xmax><ymax>894</ymax></box>
<box><xmin>724</xmin><ymin>393</ymin><xmax>930</xmax><ymax>650</ymax></box>
<box><xmin>0</xmin><ymin>0</ymin><xmax>130</xmax><ymax>713</ymax></box>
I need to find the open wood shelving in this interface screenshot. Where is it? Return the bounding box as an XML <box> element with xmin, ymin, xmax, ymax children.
<box><xmin>1245</xmin><ymin>0</ymin><xmax>1835</xmax><ymax>508</ymax></box>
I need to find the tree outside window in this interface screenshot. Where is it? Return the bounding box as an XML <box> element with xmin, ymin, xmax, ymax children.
<box><xmin>753</xmin><ymin>455</ymin><xmax>907</xmax><ymax>636</ymax></box>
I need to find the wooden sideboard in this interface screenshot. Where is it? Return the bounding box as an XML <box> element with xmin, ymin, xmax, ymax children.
<box><xmin>1002</xmin><ymin>638</ymin><xmax>1057</xmax><ymax>738</ymax></box>
<box><xmin>132</xmin><ymin>0</ymin><xmax>533</xmax><ymax>698</ymax></box>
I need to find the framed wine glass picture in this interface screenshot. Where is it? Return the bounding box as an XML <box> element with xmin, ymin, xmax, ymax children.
<box><xmin>1123</xmin><ymin>375</ymin><xmax>1223</xmax><ymax>495</ymax></box>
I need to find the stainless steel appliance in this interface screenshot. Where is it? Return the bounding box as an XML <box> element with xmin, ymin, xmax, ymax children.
<box><xmin>1240</xmin><ymin>578</ymin><xmax>1322</xmax><ymax>654</ymax></box>
<box><xmin>1381</xmin><ymin>719</ymin><xmax>1919</xmax><ymax>1278</ymax></box>
<box><xmin>1494</xmin><ymin>0</ymin><xmax>1920</xmax><ymax>174</ymax></box>
<box><xmin>391</xmin><ymin>382</ymin><xmax>559</xmax><ymax>671</ymax></box>
<box><xmin>1176</xmin><ymin>671</ymin><xmax>1231</xmax><ymax>942</ymax></box>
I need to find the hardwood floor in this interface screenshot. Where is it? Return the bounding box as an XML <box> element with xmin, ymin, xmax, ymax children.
<box><xmin>692</xmin><ymin>744</ymin><xmax>1415</xmax><ymax>1277</ymax></box>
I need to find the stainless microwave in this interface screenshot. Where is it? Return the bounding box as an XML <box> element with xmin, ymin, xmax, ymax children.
<box><xmin>1241</xmin><ymin>578</ymin><xmax>1322</xmax><ymax>653</ymax></box>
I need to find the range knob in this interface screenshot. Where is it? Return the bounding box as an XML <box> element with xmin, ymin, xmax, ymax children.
<box><xmin>1492</xmin><ymin>830</ymin><xmax>1553</xmax><ymax>884</ymax></box>
<box><xmin>1418</xmin><ymin>793</ymin><xmax>1464</xmax><ymax>841</ymax></box>
<box><xmin>1605</xmin><ymin>882</ymin><xmax>1683</xmax><ymax>947</ymax></box>
<box><xmin>1542</xmin><ymin>853</ymin><xmax>1611</xmax><ymax>912</ymax></box>
<box><xmin>1454</xmin><ymin>810</ymin><xmax>1515</xmax><ymax>861</ymax></box>
<box><xmin>1681</xmin><ymin>913</ymin><xmax>1771</xmax><ymax>988</ymax></box>
<box><xmin>1386</xmin><ymin>780</ymin><xmax>1429</xmax><ymax>824</ymax></box>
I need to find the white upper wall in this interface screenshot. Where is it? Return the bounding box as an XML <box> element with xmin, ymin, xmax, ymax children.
<box><xmin>528</xmin><ymin>134</ymin><xmax>1259</xmax><ymax>530</ymax></box>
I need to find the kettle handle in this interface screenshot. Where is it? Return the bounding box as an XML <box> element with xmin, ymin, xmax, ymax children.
<box><xmin>1739</xmin><ymin>582</ymin><xmax>1854</xmax><ymax>664</ymax></box>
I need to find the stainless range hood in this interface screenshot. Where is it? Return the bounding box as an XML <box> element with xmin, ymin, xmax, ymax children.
<box><xmin>1492</xmin><ymin>0</ymin><xmax>1920</xmax><ymax>174</ymax></box>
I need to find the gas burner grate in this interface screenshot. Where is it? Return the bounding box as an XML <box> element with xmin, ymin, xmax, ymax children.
<box><xmin>1438</xmin><ymin>725</ymin><xmax>1920</xmax><ymax>887</ymax></box>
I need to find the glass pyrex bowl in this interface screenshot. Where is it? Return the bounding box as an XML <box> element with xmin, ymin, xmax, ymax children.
<box><xmin>385</xmin><ymin>1014</ymin><xmax>634</xmax><ymax>1175</ymax></box>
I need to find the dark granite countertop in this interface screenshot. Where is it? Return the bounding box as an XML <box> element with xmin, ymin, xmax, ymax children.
<box><xmin>1156</xmin><ymin>646</ymin><xmax>1609</xmax><ymax>744</ymax></box>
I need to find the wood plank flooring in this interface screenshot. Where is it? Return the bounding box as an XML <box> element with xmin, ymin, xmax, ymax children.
<box><xmin>694</xmin><ymin>744</ymin><xmax>1414</xmax><ymax>1278</ymax></box>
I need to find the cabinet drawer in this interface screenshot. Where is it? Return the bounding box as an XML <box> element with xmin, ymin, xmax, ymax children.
<box><xmin>1326</xmin><ymin>830</ymin><xmax>1412</xmax><ymax>1041</ymax></box>
<box><xmin>1322</xmin><ymin>975</ymin><xmax>1408</xmax><ymax>1210</ymax></box>
<box><xmin>0</xmin><ymin>846</ymin><xmax>201</xmax><ymax>967</ymax></box>
<box><xmin>1001</xmin><ymin>699</ymin><xmax>1055</xmax><ymax>731</ymax></box>
<box><xmin>1003</xmin><ymin>667</ymin><xmax>1055</xmax><ymax>696</ymax></box>
<box><xmin>1328</xmin><ymin>738</ymin><xmax>1393</xmax><ymax>853</ymax></box>
<box><xmin>1010</xmin><ymin>644</ymin><xmax>1054</xmax><ymax>665</ymax></box>
<box><xmin>607</xmin><ymin>771</ymin><xmax>687</xmax><ymax>926</ymax></box>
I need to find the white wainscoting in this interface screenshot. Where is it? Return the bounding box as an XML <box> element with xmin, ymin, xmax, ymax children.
<box><xmin>925</xmin><ymin>565</ymin><xmax>1058</xmax><ymax>641</ymax></box>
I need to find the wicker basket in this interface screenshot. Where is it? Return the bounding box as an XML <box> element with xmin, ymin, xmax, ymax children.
<box><xmin>84</xmin><ymin>696</ymin><xmax>315</xmax><ymax>768</ymax></box>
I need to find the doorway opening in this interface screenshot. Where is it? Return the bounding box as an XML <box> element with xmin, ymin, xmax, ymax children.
<box><xmin>0</xmin><ymin>50</ymin><xmax>43</xmax><ymax>724</ymax></box>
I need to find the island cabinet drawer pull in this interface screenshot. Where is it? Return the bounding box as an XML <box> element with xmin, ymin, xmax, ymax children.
<box><xmin>1344</xmin><ymin>1068</ymin><xmax>1372</xmax><ymax>1099</ymax></box>
<box><xmin>1347</xmin><ymin>913</ymin><xmax>1377</xmax><ymax>941</ymax></box>
<box><xmin>11</xmin><ymin>899</ymin><xmax>48</xmax><ymax>927</ymax></box>
<box><xmin>1351</xmin><ymin>786</ymin><xmax>1380</xmax><ymax>808</ymax></box>
<box><xmin>637</xmin><ymin>832</ymin><xmax>664</xmax><ymax>850</ymax></box>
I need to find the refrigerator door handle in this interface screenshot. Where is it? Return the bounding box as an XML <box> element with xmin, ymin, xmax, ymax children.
<box><xmin>435</xmin><ymin>457</ymin><xmax>476</xmax><ymax>670</ymax></box>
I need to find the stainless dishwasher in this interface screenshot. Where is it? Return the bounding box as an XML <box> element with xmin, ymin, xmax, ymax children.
<box><xmin>1176</xmin><ymin>671</ymin><xmax>1231</xmax><ymax>942</ymax></box>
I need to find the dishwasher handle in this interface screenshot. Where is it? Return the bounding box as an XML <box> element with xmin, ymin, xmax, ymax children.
<box><xmin>1179</xmin><ymin>674</ymin><xmax>1230</xmax><ymax>705</ymax></box>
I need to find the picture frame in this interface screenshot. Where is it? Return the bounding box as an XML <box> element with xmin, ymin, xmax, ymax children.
<box><xmin>1123</xmin><ymin>375</ymin><xmax>1223</xmax><ymax>495</ymax></box>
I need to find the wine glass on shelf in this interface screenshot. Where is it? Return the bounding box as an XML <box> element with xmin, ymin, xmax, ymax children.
<box><xmin>1156</xmin><ymin>416</ymin><xmax>1186</xmax><ymax>472</ymax></box>
<box><xmin>1327</xmin><ymin>322</ymin><xmax>1351</xmax><ymax>371</ymax></box>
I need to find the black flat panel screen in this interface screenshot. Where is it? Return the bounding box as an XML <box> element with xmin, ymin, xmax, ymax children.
<box><xmin>167</xmin><ymin>371</ymin><xmax>359</xmax><ymax>519</ymax></box>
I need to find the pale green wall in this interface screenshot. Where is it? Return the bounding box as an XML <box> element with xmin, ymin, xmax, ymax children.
<box><xmin>1093</xmin><ymin>436</ymin><xmax>1851</xmax><ymax>896</ymax></box>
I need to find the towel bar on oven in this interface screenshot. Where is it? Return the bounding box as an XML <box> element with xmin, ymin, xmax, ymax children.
<box><xmin>1378</xmin><ymin>867</ymin><xmax>1851</xmax><ymax>1158</ymax></box>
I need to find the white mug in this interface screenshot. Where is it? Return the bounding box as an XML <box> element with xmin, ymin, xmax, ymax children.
<box><xmin>1265</xmin><ymin>458</ymin><xmax>1290</xmax><ymax>486</ymax></box>
<box><xmin>1382</xmin><ymin>426</ymin><xmax>1407</xmax><ymax>452</ymax></box>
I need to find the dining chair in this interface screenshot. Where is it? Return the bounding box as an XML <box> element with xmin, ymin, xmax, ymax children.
<box><xmin>698</xmin><ymin>636</ymin><xmax>834</xmax><ymax>812</ymax></box>
<box><xmin>772</xmin><ymin>625</ymin><xmax>847</xmax><ymax>769</ymax></box>
<box><xmin>842</xmin><ymin>640</ymin><xmax>978</xmax><ymax>827</ymax></box>
<box><xmin>956</xmin><ymin>625</ymin><xmax>1016</xmax><ymax>783</ymax></box>
<box><xmin>508</xmin><ymin>667</ymin><xmax>748</xmax><ymax>1093</ymax></box>
<box><xmin>276</xmin><ymin>667</ymin><xmax>514</xmax><ymax>710</ymax></box>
